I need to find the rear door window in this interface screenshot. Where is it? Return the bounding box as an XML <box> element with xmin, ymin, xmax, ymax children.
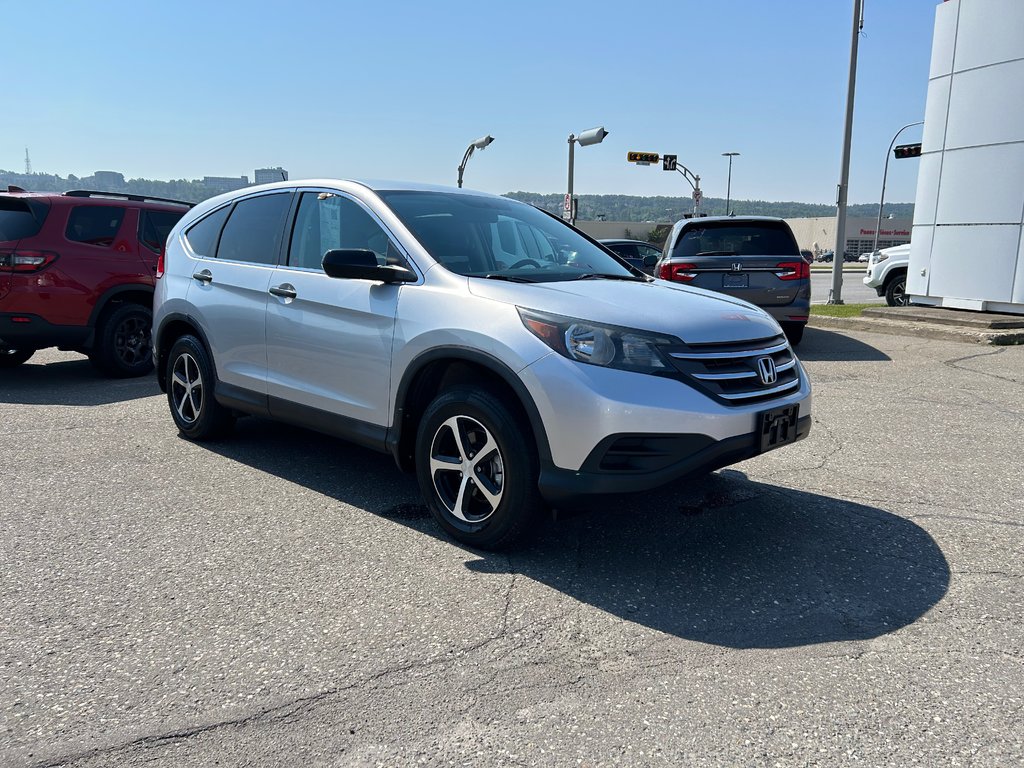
<box><xmin>139</xmin><ymin>209</ymin><xmax>186</xmax><ymax>253</ymax></box>
<box><xmin>217</xmin><ymin>193</ymin><xmax>292</xmax><ymax>265</ymax></box>
<box><xmin>0</xmin><ymin>197</ymin><xmax>50</xmax><ymax>242</ymax></box>
<box><xmin>65</xmin><ymin>205</ymin><xmax>126</xmax><ymax>247</ymax></box>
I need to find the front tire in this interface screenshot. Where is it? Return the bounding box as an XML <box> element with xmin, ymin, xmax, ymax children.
<box><xmin>89</xmin><ymin>303</ymin><xmax>154</xmax><ymax>378</ymax></box>
<box><xmin>885</xmin><ymin>273</ymin><xmax>908</xmax><ymax>307</ymax></box>
<box><xmin>0</xmin><ymin>346</ymin><xmax>35</xmax><ymax>367</ymax></box>
<box><xmin>165</xmin><ymin>335</ymin><xmax>234</xmax><ymax>441</ymax></box>
<box><xmin>415</xmin><ymin>386</ymin><xmax>545</xmax><ymax>550</ymax></box>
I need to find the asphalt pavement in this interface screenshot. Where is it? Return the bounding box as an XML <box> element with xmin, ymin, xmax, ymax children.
<box><xmin>1</xmin><ymin>333</ymin><xmax>1021</xmax><ymax>767</ymax></box>
<box><xmin>811</xmin><ymin>267</ymin><xmax>882</xmax><ymax>305</ymax></box>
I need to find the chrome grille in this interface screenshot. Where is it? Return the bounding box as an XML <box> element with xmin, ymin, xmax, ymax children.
<box><xmin>665</xmin><ymin>334</ymin><xmax>801</xmax><ymax>405</ymax></box>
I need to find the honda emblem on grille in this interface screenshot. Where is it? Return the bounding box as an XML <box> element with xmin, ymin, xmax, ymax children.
<box><xmin>731</xmin><ymin>262</ymin><xmax>743</xmax><ymax>272</ymax></box>
<box><xmin>756</xmin><ymin>356</ymin><xmax>778</xmax><ymax>385</ymax></box>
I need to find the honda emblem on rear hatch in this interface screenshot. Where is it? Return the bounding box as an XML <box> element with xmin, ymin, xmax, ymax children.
<box><xmin>731</xmin><ymin>262</ymin><xmax>743</xmax><ymax>272</ymax></box>
<box><xmin>756</xmin><ymin>356</ymin><xmax>778</xmax><ymax>385</ymax></box>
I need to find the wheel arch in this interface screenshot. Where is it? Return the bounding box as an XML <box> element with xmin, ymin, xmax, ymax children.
<box><xmin>882</xmin><ymin>265</ymin><xmax>908</xmax><ymax>289</ymax></box>
<box><xmin>388</xmin><ymin>348</ymin><xmax>552</xmax><ymax>474</ymax></box>
<box><xmin>88</xmin><ymin>284</ymin><xmax>155</xmax><ymax>329</ymax></box>
<box><xmin>155</xmin><ymin>313</ymin><xmax>216</xmax><ymax>393</ymax></box>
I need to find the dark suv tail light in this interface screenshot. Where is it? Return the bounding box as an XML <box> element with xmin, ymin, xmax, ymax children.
<box><xmin>659</xmin><ymin>262</ymin><xmax>698</xmax><ymax>282</ymax></box>
<box><xmin>774</xmin><ymin>261</ymin><xmax>810</xmax><ymax>281</ymax></box>
<box><xmin>0</xmin><ymin>250</ymin><xmax>59</xmax><ymax>273</ymax></box>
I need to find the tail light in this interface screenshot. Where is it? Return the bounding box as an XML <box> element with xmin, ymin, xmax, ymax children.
<box><xmin>0</xmin><ymin>250</ymin><xmax>59</xmax><ymax>273</ymax></box>
<box><xmin>155</xmin><ymin>249</ymin><xmax>165</xmax><ymax>279</ymax></box>
<box><xmin>774</xmin><ymin>261</ymin><xmax>810</xmax><ymax>281</ymax></box>
<box><xmin>659</xmin><ymin>262</ymin><xmax>697</xmax><ymax>282</ymax></box>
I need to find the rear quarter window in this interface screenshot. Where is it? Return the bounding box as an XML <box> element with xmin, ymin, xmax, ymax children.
<box><xmin>673</xmin><ymin>221</ymin><xmax>799</xmax><ymax>258</ymax></box>
<box><xmin>184</xmin><ymin>206</ymin><xmax>231</xmax><ymax>257</ymax></box>
<box><xmin>0</xmin><ymin>197</ymin><xmax>50</xmax><ymax>242</ymax></box>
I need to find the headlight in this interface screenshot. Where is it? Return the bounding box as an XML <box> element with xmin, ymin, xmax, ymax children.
<box><xmin>873</xmin><ymin>252</ymin><xmax>889</xmax><ymax>264</ymax></box>
<box><xmin>518</xmin><ymin>308</ymin><xmax>678</xmax><ymax>373</ymax></box>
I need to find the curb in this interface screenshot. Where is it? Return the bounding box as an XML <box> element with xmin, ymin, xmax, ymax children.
<box><xmin>807</xmin><ymin>314</ymin><xmax>1024</xmax><ymax>345</ymax></box>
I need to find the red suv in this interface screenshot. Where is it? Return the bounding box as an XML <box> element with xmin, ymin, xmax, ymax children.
<box><xmin>0</xmin><ymin>187</ymin><xmax>192</xmax><ymax>376</ymax></box>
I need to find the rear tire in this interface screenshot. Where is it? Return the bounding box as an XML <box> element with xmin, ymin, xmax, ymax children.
<box><xmin>415</xmin><ymin>386</ymin><xmax>545</xmax><ymax>550</ymax></box>
<box><xmin>782</xmin><ymin>322</ymin><xmax>805</xmax><ymax>346</ymax></box>
<box><xmin>885</xmin><ymin>273</ymin><xmax>908</xmax><ymax>307</ymax></box>
<box><xmin>0</xmin><ymin>347</ymin><xmax>35</xmax><ymax>367</ymax></box>
<box><xmin>165</xmin><ymin>335</ymin><xmax>234</xmax><ymax>441</ymax></box>
<box><xmin>89</xmin><ymin>303</ymin><xmax>154</xmax><ymax>378</ymax></box>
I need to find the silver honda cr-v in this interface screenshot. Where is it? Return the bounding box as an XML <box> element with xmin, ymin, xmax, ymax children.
<box><xmin>153</xmin><ymin>180</ymin><xmax>812</xmax><ymax>549</ymax></box>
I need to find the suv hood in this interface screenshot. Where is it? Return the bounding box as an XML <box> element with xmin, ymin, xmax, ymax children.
<box><xmin>468</xmin><ymin>277</ymin><xmax>782</xmax><ymax>344</ymax></box>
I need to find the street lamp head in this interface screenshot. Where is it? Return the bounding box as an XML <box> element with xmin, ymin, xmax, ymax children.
<box><xmin>472</xmin><ymin>135</ymin><xmax>495</xmax><ymax>150</ymax></box>
<box><xmin>722</xmin><ymin>151</ymin><xmax>740</xmax><ymax>157</ymax></box>
<box><xmin>576</xmin><ymin>126</ymin><xmax>609</xmax><ymax>147</ymax></box>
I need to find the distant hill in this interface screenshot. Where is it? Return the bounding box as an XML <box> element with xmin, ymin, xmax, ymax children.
<box><xmin>505</xmin><ymin>192</ymin><xmax>914</xmax><ymax>222</ymax></box>
<box><xmin>0</xmin><ymin>170</ymin><xmax>913</xmax><ymax>221</ymax></box>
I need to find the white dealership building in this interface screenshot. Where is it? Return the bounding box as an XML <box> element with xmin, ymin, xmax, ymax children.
<box><xmin>909</xmin><ymin>0</ymin><xmax>1024</xmax><ymax>314</ymax></box>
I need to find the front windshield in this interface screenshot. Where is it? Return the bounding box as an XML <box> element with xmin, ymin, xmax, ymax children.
<box><xmin>377</xmin><ymin>190</ymin><xmax>639</xmax><ymax>282</ymax></box>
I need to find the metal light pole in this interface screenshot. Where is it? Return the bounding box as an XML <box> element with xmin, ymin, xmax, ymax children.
<box><xmin>566</xmin><ymin>126</ymin><xmax>608</xmax><ymax>226</ymax></box>
<box><xmin>722</xmin><ymin>152</ymin><xmax>739</xmax><ymax>215</ymax></box>
<box><xmin>872</xmin><ymin>121</ymin><xmax>923</xmax><ymax>256</ymax></box>
<box><xmin>457</xmin><ymin>134</ymin><xmax>494</xmax><ymax>189</ymax></box>
<box><xmin>829</xmin><ymin>0</ymin><xmax>864</xmax><ymax>305</ymax></box>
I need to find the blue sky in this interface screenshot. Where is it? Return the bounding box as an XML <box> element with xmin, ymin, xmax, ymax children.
<box><xmin>3</xmin><ymin>0</ymin><xmax>939</xmax><ymax>204</ymax></box>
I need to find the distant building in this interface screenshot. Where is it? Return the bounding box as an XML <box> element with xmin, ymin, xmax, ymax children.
<box><xmin>785</xmin><ymin>216</ymin><xmax>912</xmax><ymax>257</ymax></box>
<box><xmin>255</xmin><ymin>167</ymin><xmax>288</xmax><ymax>184</ymax></box>
<box><xmin>92</xmin><ymin>171</ymin><xmax>125</xmax><ymax>188</ymax></box>
<box><xmin>203</xmin><ymin>175</ymin><xmax>249</xmax><ymax>194</ymax></box>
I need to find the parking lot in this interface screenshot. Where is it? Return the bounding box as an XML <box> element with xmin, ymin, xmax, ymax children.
<box><xmin>2</xmin><ymin>329</ymin><xmax>1022</xmax><ymax>767</ymax></box>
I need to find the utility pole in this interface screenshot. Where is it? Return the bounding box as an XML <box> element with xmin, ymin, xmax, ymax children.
<box><xmin>829</xmin><ymin>0</ymin><xmax>864</xmax><ymax>305</ymax></box>
<box><xmin>24</xmin><ymin>148</ymin><xmax>32</xmax><ymax>175</ymax></box>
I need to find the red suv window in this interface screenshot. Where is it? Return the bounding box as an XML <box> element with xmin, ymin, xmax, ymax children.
<box><xmin>66</xmin><ymin>205</ymin><xmax>126</xmax><ymax>247</ymax></box>
<box><xmin>0</xmin><ymin>197</ymin><xmax>50</xmax><ymax>242</ymax></box>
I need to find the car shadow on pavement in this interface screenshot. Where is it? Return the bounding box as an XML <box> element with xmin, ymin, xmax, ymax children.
<box><xmin>795</xmin><ymin>327</ymin><xmax>891</xmax><ymax>362</ymax></box>
<box><xmin>210</xmin><ymin>419</ymin><xmax>949</xmax><ymax>651</ymax></box>
<box><xmin>0</xmin><ymin>358</ymin><xmax>160</xmax><ymax>406</ymax></box>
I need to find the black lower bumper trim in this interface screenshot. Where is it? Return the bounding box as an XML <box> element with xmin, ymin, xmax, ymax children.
<box><xmin>0</xmin><ymin>313</ymin><xmax>91</xmax><ymax>351</ymax></box>
<box><xmin>538</xmin><ymin>415</ymin><xmax>811</xmax><ymax>506</ymax></box>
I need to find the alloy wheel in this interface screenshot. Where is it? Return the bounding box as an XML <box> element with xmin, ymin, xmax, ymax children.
<box><xmin>429</xmin><ymin>415</ymin><xmax>505</xmax><ymax>523</ymax></box>
<box><xmin>114</xmin><ymin>315</ymin><xmax>151</xmax><ymax>367</ymax></box>
<box><xmin>171</xmin><ymin>352</ymin><xmax>204</xmax><ymax>424</ymax></box>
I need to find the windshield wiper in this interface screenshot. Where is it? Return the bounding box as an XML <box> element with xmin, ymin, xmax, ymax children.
<box><xmin>695</xmin><ymin>250</ymin><xmax>738</xmax><ymax>257</ymax></box>
<box><xmin>573</xmin><ymin>273</ymin><xmax>650</xmax><ymax>282</ymax></box>
<box><xmin>480</xmin><ymin>273</ymin><xmax>538</xmax><ymax>283</ymax></box>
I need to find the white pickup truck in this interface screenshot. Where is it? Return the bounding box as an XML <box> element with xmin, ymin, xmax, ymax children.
<box><xmin>863</xmin><ymin>243</ymin><xmax>910</xmax><ymax>306</ymax></box>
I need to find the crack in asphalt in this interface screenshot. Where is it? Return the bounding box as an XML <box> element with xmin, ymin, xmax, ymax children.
<box><xmin>34</xmin><ymin>563</ymin><xmax>523</xmax><ymax>768</ymax></box>
<box><xmin>943</xmin><ymin>347</ymin><xmax>1021</xmax><ymax>386</ymax></box>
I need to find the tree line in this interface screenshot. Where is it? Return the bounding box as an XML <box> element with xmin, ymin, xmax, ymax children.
<box><xmin>2</xmin><ymin>171</ymin><xmax>913</xmax><ymax>221</ymax></box>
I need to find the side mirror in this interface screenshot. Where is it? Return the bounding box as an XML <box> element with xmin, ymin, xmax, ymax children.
<box><xmin>643</xmin><ymin>254</ymin><xmax>659</xmax><ymax>268</ymax></box>
<box><xmin>322</xmin><ymin>249</ymin><xmax>416</xmax><ymax>284</ymax></box>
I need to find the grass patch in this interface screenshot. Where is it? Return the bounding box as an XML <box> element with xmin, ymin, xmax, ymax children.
<box><xmin>810</xmin><ymin>303</ymin><xmax>874</xmax><ymax>318</ymax></box>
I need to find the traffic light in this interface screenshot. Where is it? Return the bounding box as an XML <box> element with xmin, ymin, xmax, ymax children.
<box><xmin>893</xmin><ymin>143</ymin><xmax>922</xmax><ymax>159</ymax></box>
<box><xmin>662</xmin><ymin>154</ymin><xmax>678</xmax><ymax>171</ymax></box>
<box><xmin>627</xmin><ymin>151</ymin><xmax>660</xmax><ymax>164</ymax></box>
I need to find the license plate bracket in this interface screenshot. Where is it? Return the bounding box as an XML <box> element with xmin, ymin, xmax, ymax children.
<box><xmin>759</xmin><ymin>405</ymin><xmax>799</xmax><ymax>453</ymax></box>
<box><xmin>723</xmin><ymin>273</ymin><xmax>748</xmax><ymax>288</ymax></box>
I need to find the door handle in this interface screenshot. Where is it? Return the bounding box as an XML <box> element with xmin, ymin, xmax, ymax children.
<box><xmin>192</xmin><ymin>269</ymin><xmax>213</xmax><ymax>284</ymax></box>
<box><xmin>269</xmin><ymin>284</ymin><xmax>297</xmax><ymax>299</ymax></box>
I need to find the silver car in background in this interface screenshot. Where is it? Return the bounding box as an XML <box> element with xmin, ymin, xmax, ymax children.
<box><xmin>153</xmin><ymin>181</ymin><xmax>812</xmax><ymax>549</ymax></box>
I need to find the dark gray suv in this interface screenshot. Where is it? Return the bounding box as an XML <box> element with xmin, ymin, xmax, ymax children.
<box><xmin>655</xmin><ymin>216</ymin><xmax>810</xmax><ymax>345</ymax></box>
